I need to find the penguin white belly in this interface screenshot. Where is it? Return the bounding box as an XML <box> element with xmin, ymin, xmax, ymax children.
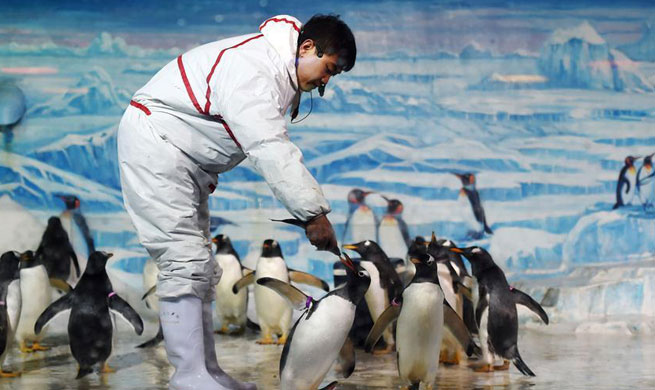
<box><xmin>350</xmin><ymin>207</ymin><xmax>377</xmax><ymax>243</ymax></box>
<box><xmin>458</xmin><ymin>193</ymin><xmax>482</xmax><ymax>232</ymax></box>
<box><xmin>638</xmin><ymin>167</ymin><xmax>654</xmax><ymax>205</ymax></box>
<box><xmin>60</xmin><ymin>212</ymin><xmax>88</xmax><ymax>285</ymax></box>
<box><xmin>143</xmin><ymin>258</ymin><xmax>158</xmax><ymax>312</ymax></box>
<box><xmin>379</xmin><ymin>217</ymin><xmax>408</xmax><ymax>259</ymax></box>
<box><xmin>396</xmin><ymin>283</ymin><xmax>444</xmax><ymax>384</ymax></box>
<box><xmin>624</xmin><ymin>169</ymin><xmax>638</xmax><ymax>205</ymax></box>
<box><xmin>215</xmin><ymin>254</ymin><xmax>247</xmax><ymax>324</ymax></box>
<box><xmin>1</xmin><ymin>279</ymin><xmax>21</xmax><ymax>366</ymax></box>
<box><xmin>16</xmin><ymin>266</ymin><xmax>51</xmax><ymax>344</ymax></box>
<box><xmin>478</xmin><ymin>296</ymin><xmax>494</xmax><ymax>365</ymax></box>
<box><xmin>437</xmin><ymin>263</ymin><xmax>461</xmax><ymax>315</ymax></box>
<box><xmin>359</xmin><ymin>261</ymin><xmax>387</xmax><ymax>320</ymax></box>
<box><xmin>255</xmin><ymin>257</ymin><xmax>291</xmax><ymax>333</ymax></box>
<box><xmin>281</xmin><ymin>296</ymin><xmax>355</xmax><ymax>390</ymax></box>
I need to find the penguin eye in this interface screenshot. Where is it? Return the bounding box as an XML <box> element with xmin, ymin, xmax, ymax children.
<box><xmin>358</xmin><ymin>270</ymin><xmax>369</xmax><ymax>278</ymax></box>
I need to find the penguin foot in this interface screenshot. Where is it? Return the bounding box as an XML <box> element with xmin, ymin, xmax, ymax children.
<box><xmin>256</xmin><ymin>337</ymin><xmax>276</xmax><ymax>345</ymax></box>
<box><xmin>493</xmin><ymin>360</ymin><xmax>510</xmax><ymax>371</ymax></box>
<box><xmin>277</xmin><ymin>335</ymin><xmax>287</xmax><ymax>345</ymax></box>
<box><xmin>372</xmin><ymin>344</ymin><xmax>394</xmax><ymax>355</ymax></box>
<box><xmin>100</xmin><ymin>363</ymin><xmax>115</xmax><ymax>374</ymax></box>
<box><xmin>0</xmin><ymin>370</ymin><xmax>22</xmax><ymax>377</ymax></box>
<box><xmin>472</xmin><ymin>364</ymin><xmax>494</xmax><ymax>373</ymax></box>
<box><xmin>30</xmin><ymin>342</ymin><xmax>50</xmax><ymax>351</ymax></box>
<box><xmin>20</xmin><ymin>345</ymin><xmax>33</xmax><ymax>353</ymax></box>
<box><xmin>215</xmin><ymin>325</ymin><xmax>230</xmax><ymax>334</ymax></box>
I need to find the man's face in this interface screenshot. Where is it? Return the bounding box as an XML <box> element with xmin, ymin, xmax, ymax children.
<box><xmin>296</xmin><ymin>39</ymin><xmax>342</xmax><ymax>93</ymax></box>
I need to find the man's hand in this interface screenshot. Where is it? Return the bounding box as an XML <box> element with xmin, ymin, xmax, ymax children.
<box><xmin>305</xmin><ymin>214</ymin><xmax>339</xmax><ymax>255</ymax></box>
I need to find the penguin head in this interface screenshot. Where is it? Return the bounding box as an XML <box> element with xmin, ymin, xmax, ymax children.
<box><xmin>385</xmin><ymin>198</ymin><xmax>404</xmax><ymax>215</ymax></box>
<box><xmin>644</xmin><ymin>153</ymin><xmax>654</xmax><ymax>168</ymax></box>
<box><xmin>261</xmin><ymin>239</ymin><xmax>283</xmax><ymax>258</ymax></box>
<box><xmin>56</xmin><ymin>194</ymin><xmax>80</xmax><ymax>210</ymax></box>
<box><xmin>449</xmin><ymin>246</ymin><xmax>494</xmax><ymax>275</ymax></box>
<box><xmin>625</xmin><ymin>156</ymin><xmax>640</xmax><ymax>167</ymax></box>
<box><xmin>18</xmin><ymin>250</ymin><xmax>39</xmax><ymax>269</ymax></box>
<box><xmin>84</xmin><ymin>251</ymin><xmax>113</xmax><ymax>275</ymax></box>
<box><xmin>212</xmin><ymin>234</ymin><xmax>236</xmax><ymax>256</ymax></box>
<box><xmin>0</xmin><ymin>251</ymin><xmax>21</xmax><ymax>280</ymax></box>
<box><xmin>342</xmin><ymin>240</ymin><xmax>384</xmax><ymax>260</ymax></box>
<box><xmin>406</xmin><ymin>236</ymin><xmax>427</xmax><ymax>263</ymax></box>
<box><xmin>452</xmin><ymin>172</ymin><xmax>476</xmax><ymax>188</ymax></box>
<box><xmin>340</xmin><ymin>253</ymin><xmax>371</xmax><ymax>303</ymax></box>
<box><xmin>44</xmin><ymin>216</ymin><xmax>68</xmax><ymax>240</ymax></box>
<box><xmin>347</xmin><ymin>188</ymin><xmax>372</xmax><ymax>205</ymax></box>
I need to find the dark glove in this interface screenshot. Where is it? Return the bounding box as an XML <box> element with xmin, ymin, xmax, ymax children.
<box><xmin>305</xmin><ymin>214</ymin><xmax>339</xmax><ymax>255</ymax></box>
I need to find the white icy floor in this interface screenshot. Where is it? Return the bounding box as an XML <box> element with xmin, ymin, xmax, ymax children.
<box><xmin>2</xmin><ymin>324</ymin><xmax>654</xmax><ymax>389</ymax></box>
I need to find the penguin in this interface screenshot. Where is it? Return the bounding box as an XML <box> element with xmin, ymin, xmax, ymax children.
<box><xmin>34</xmin><ymin>251</ymin><xmax>143</xmax><ymax>378</ymax></box>
<box><xmin>332</xmin><ymin>259</ymin><xmax>374</xmax><ymax>348</ymax></box>
<box><xmin>213</xmin><ymin>234</ymin><xmax>252</xmax><ymax>334</ymax></box>
<box><xmin>342</xmin><ymin>188</ymin><xmax>377</xmax><ymax>244</ymax></box>
<box><xmin>637</xmin><ymin>153</ymin><xmax>655</xmax><ymax>209</ymax></box>
<box><xmin>449</xmin><ymin>246</ymin><xmax>548</xmax><ymax>375</ymax></box>
<box><xmin>15</xmin><ymin>250</ymin><xmax>52</xmax><ymax>352</ymax></box>
<box><xmin>342</xmin><ymin>240</ymin><xmax>403</xmax><ymax>354</ymax></box>
<box><xmin>364</xmin><ymin>252</ymin><xmax>477</xmax><ymax>390</ymax></box>
<box><xmin>35</xmin><ymin>216</ymin><xmax>81</xmax><ymax>285</ymax></box>
<box><xmin>378</xmin><ymin>197</ymin><xmax>411</xmax><ymax>259</ymax></box>
<box><xmin>56</xmin><ymin>194</ymin><xmax>95</xmax><ymax>285</ymax></box>
<box><xmin>257</xmin><ymin>253</ymin><xmax>370</xmax><ymax>390</ymax></box>
<box><xmin>613</xmin><ymin>156</ymin><xmax>641</xmax><ymax>209</ymax></box>
<box><xmin>0</xmin><ymin>251</ymin><xmax>21</xmax><ymax>377</ymax></box>
<box><xmin>453</xmin><ymin>173</ymin><xmax>493</xmax><ymax>239</ymax></box>
<box><xmin>402</xmin><ymin>236</ymin><xmax>427</xmax><ymax>286</ymax></box>
<box><xmin>232</xmin><ymin>239</ymin><xmax>329</xmax><ymax>345</ymax></box>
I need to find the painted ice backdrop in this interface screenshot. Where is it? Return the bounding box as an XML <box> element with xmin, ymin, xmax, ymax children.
<box><xmin>1</xmin><ymin>0</ymin><xmax>655</xmax><ymax>331</ymax></box>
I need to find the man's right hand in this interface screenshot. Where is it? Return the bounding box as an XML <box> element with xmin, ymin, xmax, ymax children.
<box><xmin>304</xmin><ymin>214</ymin><xmax>339</xmax><ymax>255</ymax></box>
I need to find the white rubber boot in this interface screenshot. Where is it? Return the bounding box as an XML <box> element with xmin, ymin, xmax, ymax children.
<box><xmin>202</xmin><ymin>302</ymin><xmax>257</xmax><ymax>390</ymax></box>
<box><xmin>160</xmin><ymin>296</ymin><xmax>230</xmax><ymax>390</ymax></box>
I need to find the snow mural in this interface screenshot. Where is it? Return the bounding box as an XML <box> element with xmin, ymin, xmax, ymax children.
<box><xmin>1</xmin><ymin>0</ymin><xmax>655</xmax><ymax>332</ymax></box>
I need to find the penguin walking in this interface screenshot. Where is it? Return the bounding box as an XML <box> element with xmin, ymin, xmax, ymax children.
<box><xmin>0</xmin><ymin>252</ymin><xmax>21</xmax><ymax>377</ymax></box>
<box><xmin>343</xmin><ymin>240</ymin><xmax>403</xmax><ymax>354</ymax></box>
<box><xmin>257</xmin><ymin>253</ymin><xmax>370</xmax><ymax>390</ymax></box>
<box><xmin>449</xmin><ymin>246</ymin><xmax>548</xmax><ymax>375</ymax></box>
<box><xmin>15</xmin><ymin>250</ymin><xmax>52</xmax><ymax>352</ymax></box>
<box><xmin>56</xmin><ymin>195</ymin><xmax>95</xmax><ymax>285</ymax></box>
<box><xmin>453</xmin><ymin>173</ymin><xmax>493</xmax><ymax>239</ymax></box>
<box><xmin>232</xmin><ymin>240</ymin><xmax>328</xmax><ymax>345</ymax></box>
<box><xmin>342</xmin><ymin>189</ymin><xmax>377</xmax><ymax>245</ymax></box>
<box><xmin>213</xmin><ymin>234</ymin><xmax>252</xmax><ymax>334</ymax></box>
<box><xmin>637</xmin><ymin>153</ymin><xmax>655</xmax><ymax>209</ymax></box>
<box><xmin>378</xmin><ymin>197</ymin><xmax>411</xmax><ymax>259</ymax></box>
<box><xmin>35</xmin><ymin>251</ymin><xmax>143</xmax><ymax>378</ymax></box>
<box><xmin>613</xmin><ymin>156</ymin><xmax>641</xmax><ymax>209</ymax></box>
<box><xmin>36</xmin><ymin>217</ymin><xmax>81</xmax><ymax>285</ymax></box>
<box><xmin>364</xmin><ymin>252</ymin><xmax>477</xmax><ymax>390</ymax></box>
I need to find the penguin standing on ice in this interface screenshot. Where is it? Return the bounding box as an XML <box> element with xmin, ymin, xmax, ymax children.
<box><xmin>257</xmin><ymin>254</ymin><xmax>370</xmax><ymax>390</ymax></box>
<box><xmin>453</xmin><ymin>173</ymin><xmax>493</xmax><ymax>239</ymax></box>
<box><xmin>613</xmin><ymin>156</ymin><xmax>641</xmax><ymax>209</ymax></box>
<box><xmin>0</xmin><ymin>252</ymin><xmax>21</xmax><ymax>377</ymax></box>
<box><xmin>450</xmin><ymin>246</ymin><xmax>548</xmax><ymax>375</ymax></box>
<box><xmin>35</xmin><ymin>251</ymin><xmax>143</xmax><ymax>378</ymax></box>
<box><xmin>15</xmin><ymin>250</ymin><xmax>52</xmax><ymax>353</ymax></box>
<box><xmin>213</xmin><ymin>234</ymin><xmax>252</xmax><ymax>334</ymax></box>
<box><xmin>232</xmin><ymin>240</ymin><xmax>329</xmax><ymax>345</ymax></box>
<box><xmin>378</xmin><ymin>197</ymin><xmax>411</xmax><ymax>260</ymax></box>
<box><xmin>36</xmin><ymin>217</ymin><xmax>81</xmax><ymax>284</ymax></box>
<box><xmin>342</xmin><ymin>189</ymin><xmax>377</xmax><ymax>244</ymax></box>
<box><xmin>343</xmin><ymin>240</ymin><xmax>403</xmax><ymax>354</ymax></box>
<box><xmin>56</xmin><ymin>195</ymin><xmax>95</xmax><ymax>284</ymax></box>
<box><xmin>364</xmin><ymin>252</ymin><xmax>477</xmax><ymax>390</ymax></box>
<box><xmin>637</xmin><ymin>153</ymin><xmax>654</xmax><ymax>209</ymax></box>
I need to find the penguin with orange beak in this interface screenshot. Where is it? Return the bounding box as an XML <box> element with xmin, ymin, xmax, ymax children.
<box><xmin>613</xmin><ymin>155</ymin><xmax>641</xmax><ymax>209</ymax></box>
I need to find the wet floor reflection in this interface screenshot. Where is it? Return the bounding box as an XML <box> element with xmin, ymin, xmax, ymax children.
<box><xmin>2</xmin><ymin>326</ymin><xmax>655</xmax><ymax>389</ymax></box>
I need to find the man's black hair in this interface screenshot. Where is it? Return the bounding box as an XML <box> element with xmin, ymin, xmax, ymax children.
<box><xmin>299</xmin><ymin>14</ymin><xmax>356</xmax><ymax>72</ymax></box>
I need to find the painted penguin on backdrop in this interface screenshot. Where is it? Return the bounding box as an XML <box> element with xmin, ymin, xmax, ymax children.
<box><xmin>613</xmin><ymin>156</ymin><xmax>641</xmax><ymax>209</ymax></box>
<box><xmin>342</xmin><ymin>188</ymin><xmax>377</xmax><ymax>245</ymax></box>
<box><xmin>364</xmin><ymin>253</ymin><xmax>478</xmax><ymax>390</ymax></box>
<box><xmin>56</xmin><ymin>195</ymin><xmax>95</xmax><ymax>284</ymax></box>
<box><xmin>343</xmin><ymin>240</ymin><xmax>403</xmax><ymax>354</ymax></box>
<box><xmin>257</xmin><ymin>254</ymin><xmax>370</xmax><ymax>390</ymax></box>
<box><xmin>637</xmin><ymin>153</ymin><xmax>655</xmax><ymax>209</ymax></box>
<box><xmin>36</xmin><ymin>217</ymin><xmax>81</xmax><ymax>285</ymax></box>
<box><xmin>450</xmin><ymin>246</ymin><xmax>548</xmax><ymax>375</ymax></box>
<box><xmin>378</xmin><ymin>197</ymin><xmax>411</xmax><ymax>259</ymax></box>
<box><xmin>0</xmin><ymin>252</ymin><xmax>21</xmax><ymax>377</ymax></box>
<box><xmin>232</xmin><ymin>240</ymin><xmax>329</xmax><ymax>345</ymax></box>
<box><xmin>35</xmin><ymin>251</ymin><xmax>143</xmax><ymax>378</ymax></box>
<box><xmin>453</xmin><ymin>173</ymin><xmax>493</xmax><ymax>239</ymax></box>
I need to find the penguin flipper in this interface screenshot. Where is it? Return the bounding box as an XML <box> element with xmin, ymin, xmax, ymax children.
<box><xmin>443</xmin><ymin>301</ymin><xmax>480</xmax><ymax>357</ymax></box>
<box><xmin>256</xmin><ymin>277</ymin><xmax>311</xmax><ymax>311</ymax></box>
<box><xmin>35</xmin><ymin>293</ymin><xmax>73</xmax><ymax>334</ymax></box>
<box><xmin>108</xmin><ymin>294</ymin><xmax>144</xmax><ymax>335</ymax></box>
<box><xmin>241</xmin><ymin>267</ymin><xmax>254</xmax><ymax>276</ymax></box>
<box><xmin>511</xmin><ymin>288</ymin><xmax>549</xmax><ymax>325</ymax></box>
<box><xmin>319</xmin><ymin>381</ymin><xmax>338</xmax><ymax>390</ymax></box>
<box><xmin>69</xmin><ymin>248</ymin><xmax>81</xmax><ymax>277</ymax></box>
<box><xmin>49</xmin><ymin>278</ymin><xmax>72</xmax><ymax>293</ymax></box>
<box><xmin>232</xmin><ymin>272</ymin><xmax>256</xmax><ymax>294</ymax></box>
<box><xmin>336</xmin><ymin>337</ymin><xmax>356</xmax><ymax>378</ymax></box>
<box><xmin>141</xmin><ymin>284</ymin><xmax>157</xmax><ymax>301</ymax></box>
<box><xmin>364</xmin><ymin>303</ymin><xmax>401</xmax><ymax>353</ymax></box>
<box><xmin>136</xmin><ymin>323</ymin><xmax>164</xmax><ymax>348</ymax></box>
<box><xmin>511</xmin><ymin>347</ymin><xmax>536</xmax><ymax>376</ymax></box>
<box><xmin>288</xmin><ymin>269</ymin><xmax>330</xmax><ymax>292</ymax></box>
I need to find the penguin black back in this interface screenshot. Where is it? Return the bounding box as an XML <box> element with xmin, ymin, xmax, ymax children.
<box><xmin>36</xmin><ymin>216</ymin><xmax>80</xmax><ymax>280</ymax></box>
<box><xmin>343</xmin><ymin>240</ymin><xmax>403</xmax><ymax>301</ymax></box>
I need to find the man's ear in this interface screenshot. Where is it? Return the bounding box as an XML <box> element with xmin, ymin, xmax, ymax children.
<box><xmin>298</xmin><ymin>39</ymin><xmax>315</xmax><ymax>56</ymax></box>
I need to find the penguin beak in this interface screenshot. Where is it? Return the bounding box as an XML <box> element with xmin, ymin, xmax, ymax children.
<box><xmin>449</xmin><ymin>248</ymin><xmax>464</xmax><ymax>254</ymax></box>
<box><xmin>339</xmin><ymin>253</ymin><xmax>357</xmax><ymax>272</ymax></box>
<box><xmin>342</xmin><ymin>244</ymin><xmax>358</xmax><ymax>251</ymax></box>
<box><xmin>212</xmin><ymin>238</ymin><xmax>218</xmax><ymax>243</ymax></box>
<box><xmin>409</xmin><ymin>257</ymin><xmax>421</xmax><ymax>264</ymax></box>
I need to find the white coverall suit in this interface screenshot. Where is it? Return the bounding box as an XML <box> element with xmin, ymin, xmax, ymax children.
<box><xmin>118</xmin><ymin>15</ymin><xmax>330</xmax><ymax>301</ymax></box>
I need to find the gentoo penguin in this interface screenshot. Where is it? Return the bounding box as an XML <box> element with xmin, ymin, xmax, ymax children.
<box><xmin>342</xmin><ymin>188</ymin><xmax>377</xmax><ymax>244</ymax></box>
<box><xmin>343</xmin><ymin>240</ymin><xmax>403</xmax><ymax>354</ymax></box>
<box><xmin>35</xmin><ymin>216</ymin><xmax>81</xmax><ymax>284</ymax></box>
<box><xmin>0</xmin><ymin>252</ymin><xmax>21</xmax><ymax>377</ymax></box>
<box><xmin>257</xmin><ymin>254</ymin><xmax>370</xmax><ymax>390</ymax></box>
<box><xmin>56</xmin><ymin>194</ymin><xmax>95</xmax><ymax>285</ymax></box>
<box><xmin>637</xmin><ymin>153</ymin><xmax>654</xmax><ymax>209</ymax></box>
<box><xmin>364</xmin><ymin>252</ymin><xmax>477</xmax><ymax>390</ymax></box>
<box><xmin>232</xmin><ymin>240</ymin><xmax>328</xmax><ymax>345</ymax></box>
<box><xmin>378</xmin><ymin>197</ymin><xmax>411</xmax><ymax>259</ymax></box>
<box><xmin>613</xmin><ymin>156</ymin><xmax>641</xmax><ymax>209</ymax></box>
<box><xmin>35</xmin><ymin>251</ymin><xmax>143</xmax><ymax>378</ymax></box>
<box><xmin>15</xmin><ymin>250</ymin><xmax>52</xmax><ymax>352</ymax></box>
<box><xmin>332</xmin><ymin>259</ymin><xmax>374</xmax><ymax>349</ymax></box>
<box><xmin>213</xmin><ymin>234</ymin><xmax>252</xmax><ymax>334</ymax></box>
<box><xmin>450</xmin><ymin>246</ymin><xmax>548</xmax><ymax>375</ymax></box>
<box><xmin>453</xmin><ymin>173</ymin><xmax>493</xmax><ymax>239</ymax></box>
<box><xmin>403</xmin><ymin>236</ymin><xmax>427</xmax><ymax>286</ymax></box>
